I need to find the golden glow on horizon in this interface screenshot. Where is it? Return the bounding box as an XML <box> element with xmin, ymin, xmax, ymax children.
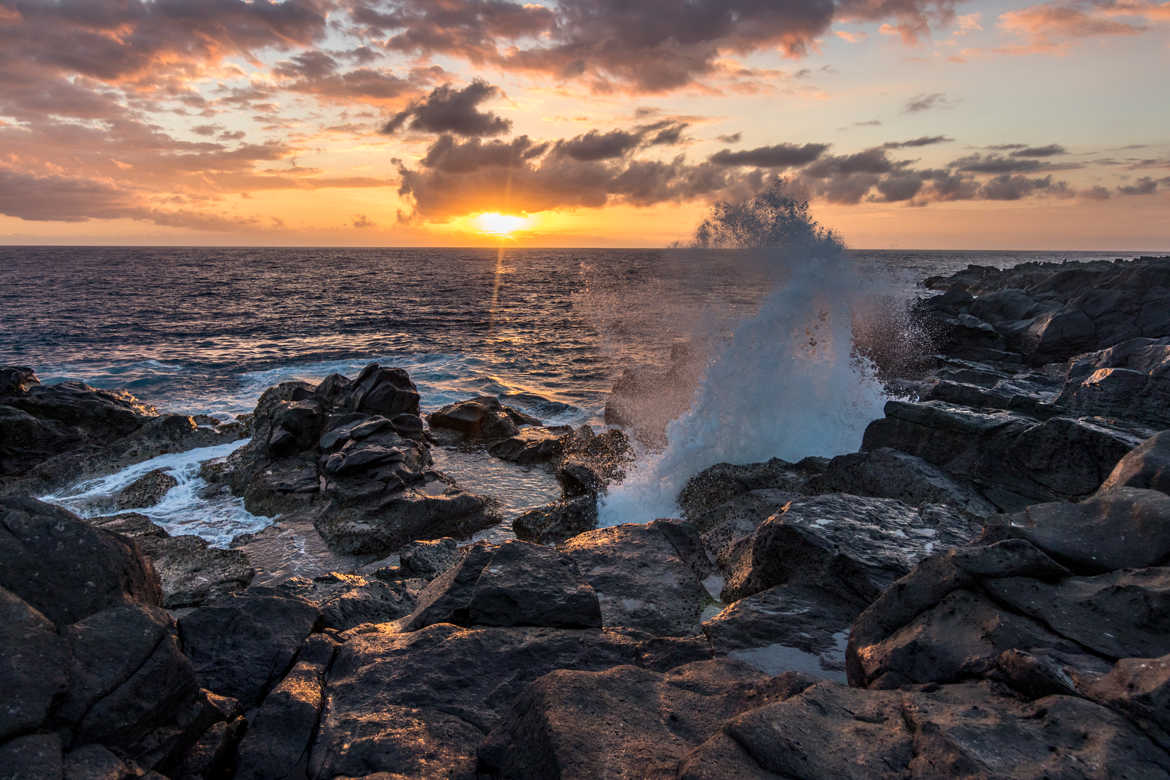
<box><xmin>473</xmin><ymin>212</ymin><xmax>531</xmax><ymax>238</ymax></box>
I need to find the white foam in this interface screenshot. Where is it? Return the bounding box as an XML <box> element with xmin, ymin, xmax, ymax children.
<box><xmin>598</xmin><ymin>241</ymin><xmax>889</xmax><ymax>526</ymax></box>
<box><xmin>41</xmin><ymin>438</ymin><xmax>272</xmax><ymax>548</ymax></box>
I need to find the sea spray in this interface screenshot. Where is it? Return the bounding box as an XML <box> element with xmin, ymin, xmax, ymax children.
<box><xmin>598</xmin><ymin>188</ymin><xmax>889</xmax><ymax>524</ymax></box>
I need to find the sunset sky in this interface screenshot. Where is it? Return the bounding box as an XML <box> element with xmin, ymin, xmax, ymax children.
<box><xmin>1</xmin><ymin>0</ymin><xmax>1167</xmax><ymax>248</ymax></box>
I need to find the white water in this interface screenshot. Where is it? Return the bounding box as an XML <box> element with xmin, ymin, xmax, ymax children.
<box><xmin>598</xmin><ymin>242</ymin><xmax>889</xmax><ymax>526</ymax></box>
<box><xmin>41</xmin><ymin>439</ymin><xmax>272</xmax><ymax>547</ymax></box>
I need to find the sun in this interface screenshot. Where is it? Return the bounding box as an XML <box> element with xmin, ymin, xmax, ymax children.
<box><xmin>474</xmin><ymin>212</ymin><xmax>530</xmax><ymax>238</ymax></box>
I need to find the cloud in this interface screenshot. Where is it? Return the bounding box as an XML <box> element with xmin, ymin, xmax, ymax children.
<box><xmin>381</xmin><ymin>80</ymin><xmax>511</xmax><ymax>136</ymax></box>
<box><xmin>950</xmin><ymin>153</ymin><xmax>1079</xmax><ymax>174</ymax></box>
<box><xmin>717</xmin><ymin>132</ymin><xmax>743</xmax><ymax>143</ymax></box>
<box><xmin>903</xmin><ymin>92</ymin><xmax>954</xmax><ymax>113</ymax></box>
<box><xmin>352</xmin><ymin>214</ymin><xmax>376</xmax><ymax>228</ymax></box>
<box><xmin>1010</xmin><ymin>144</ymin><xmax>1067</xmax><ymax>156</ymax></box>
<box><xmin>709</xmin><ymin>143</ymin><xmax>829</xmax><ymax>168</ymax></box>
<box><xmin>882</xmin><ymin>135</ymin><xmax>954</xmax><ymax>148</ymax></box>
<box><xmin>978</xmin><ymin>173</ymin><xmax>1061</xmax><ymax>199</ymax></box>
<box><xmin>1119</xmin><ymin>176</ymin><xmax>1158</xmax><ymax>195</ymax></box>
<box><xmin>999</xmin><ymin>1</ymin><xmax>1148</xmax><ymax>51</ymax></box>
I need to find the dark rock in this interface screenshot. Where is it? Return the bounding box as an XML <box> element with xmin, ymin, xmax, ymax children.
<box><xmin>998</xmin><ymin>487</ymin><xmax>1170</xmax><ymax>573</ymax></box>
<box><xmin>309</xmin><ymin>623</ymin><xmax>687</xmax><ymax>778</ymax></box>
<box><xmin>984</xmin><ymin>567</ymin><xmax>1170</xmax><ymax>661</ymax></box>
<box><xmin>488</xmin><ymin>426</ymin><xmax>567</xmax><ymax>464</ymax></box>
<box><xmin>702</xmin><ymin>584</ymin><xmax>856</xmax><ymax>680</ymax></box>
<box><xmin>278</xmin><ymin>572</ymin><xmax>418</xmax><ymax>630</ymax></box>
<box><xmin>114</xmin><ymin>469</ymin><xmax>178</xmax><ymax>510</ymax></box>
<box><xmin>340</xmin><ymin>364</ymin><xmax>421</xmax><ymax>419</ymax></box>
<box><xmin>513</xmin><ymin>494</ymin><xmax>598</xmax><ymax>545</ymax></box>
<box><xmin>62</xmin><ymin>604</ymin><xmax>198</xmax><ymax>750</ymax></box>
<box><xmin>561</xmin><ymin>520</ymin><xmax>711</xmax><ymax>636</ymax></box>
<box><xmin>478</xmin><ymin>660</ymin><xmax>801</xmax><ymax>779</ymax></box>
<box><xmin>862</xmin><ymin>399</ymin><xmax>1150</xmax><ymax>508</ymax></box>
<box><xmin>427</xmin><ymin>395</ymin><xmax>519</xmax><ymax>440</ymax></box>
<box><xmin>234</xmin><ymin>636</ymin><xmax>337</xmax><ymax>780</ymax></box>
<box><xmin>807</xmin><ymin>447</ymin><xmax>997</xmax><ymax>516</ymax></box>
<box><xmin>178</xmin><ymin>590</ymin><xmax>320</xmax><ymax>707</ymax></box>
<box><xmin>398</xmin><ymin>536</ymin><xmax>460</xmax><ymax>579</ymax></box>
<box><xmin>0</xmin><ymin>497</ymin><xmax>161</xmax><ymax>625</ymax></box>
<box><xmin>0</xmin><ymin>733</ymin><xmax>64</xmax><ymax>780</ymax></box>
<box><xmin>175</xmin><ymin>716</ymin><xmax>245</xmax><ymax>779</ymax></box>
<box><xmin>400</xmin><ymin>540</ymin><xmax>601</xmax><ymax>630</ymax></box>
<box><xmin>1100</xmin><ymin>429</ymin><xmax>1170</xmax><ymax>497</ymax></box>
<box><xmin>555</xmin><ymin>455</ymin><xmax>604</xmax><ymax>498</ymax></box>
<box><xmin>63</xmin><ymin>743</ymin><xmax>145</xmax><ymax>779</ymax></box>
<box><xmin>136</xmin><ymin>534</ymin><xmax>254</xmax><ymax>609</ymax></box>
<box><xmin>1086</xmin><ymin>654</ymin><xmax>1170</xmax><ymax>749</ymax></box>
<box><xmin>313</xmin><ymin>474</ymin><xmax>495</xmax><ymax>555</ymax></box>
<box><xmin>0</xmin><ymin>586</ymin><xmax>69</xmax><ymax>741</ymax></box>
<box><xmin>706</xmin><ymin>679</ymin><xmax>1170</xmax><ymax>778</ymax></box>
<box><xmin>1058</xmin><ymin>337</ymin><xmax>1170</xmax><ymax>426</ymax></box>
<box><xmin>678</xmin><ymin>458</ymin><xmax>818</xmax><ymax>523</ymax></box>
<box><xmin>721</xmin><ymin>494</ymin><xmax>980</xmax><ymax>606</ymax></box>
<box><xmin>92</xmin><ymin>512</ymin><xmax>169</xmax><ymax>539</ymax></box>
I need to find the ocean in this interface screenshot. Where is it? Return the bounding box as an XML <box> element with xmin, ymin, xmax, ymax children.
<box><xmin>1</xmin><ymin>246</ymin><xmax>1156</xmax><ymax>551</ymax></box>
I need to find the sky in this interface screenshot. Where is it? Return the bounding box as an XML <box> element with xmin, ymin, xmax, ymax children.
<box><xmin>0</xmin><ymin>0</ymin><xmax>1167</xmax><ymax>249</ymax></box>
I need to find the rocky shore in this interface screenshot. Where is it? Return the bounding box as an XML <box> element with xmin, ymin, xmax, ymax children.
<box><xmin>2</xmin><ymin>255</ymin><xmax>1170</xmax><ymax>778</ymax></box>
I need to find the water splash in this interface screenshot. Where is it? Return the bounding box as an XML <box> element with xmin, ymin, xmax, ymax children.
<box><xmin>598</xmin><ymin>187</ymin><xmax>889</xmax><ymax>524</ymax></box>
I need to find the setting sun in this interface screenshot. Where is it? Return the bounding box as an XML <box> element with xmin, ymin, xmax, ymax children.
<box><xmin>474</xmin><ymin>212</ymin><xmax>530</xmax><ymax>238</ymax></box>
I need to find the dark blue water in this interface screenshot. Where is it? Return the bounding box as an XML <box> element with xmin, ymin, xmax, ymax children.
<box><xmin>0</xmin><ymin>246</ymin><xmax>1154</xmax><ymax>421</ymax></box>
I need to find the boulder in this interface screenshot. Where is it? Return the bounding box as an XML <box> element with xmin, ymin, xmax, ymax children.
<box><xmin>807</xmin><ymin>447</ymin><xmax>997</xmax><ymax>517</ymax></box>
<box><xmin>479</xmin><ymin>660</ymin><xmax>806</xmax><ymax>779</ymax></box>
<box><xmin>399</xmin><ymin>540</ymin><xmax>601</xmax><ymax>631</ymax></box>
<box><xmin>688</xmin><ymin>679</ymin><xmax>1170</xmax><ymax>779</ymax></box>
<box><xmin>0</xmin><ymin>586</ymin><xmax>69</xmax><ymax>741</ymax></box>
<box><xmin>1086</xmin><ymin>654</ymin><xmax>1170</xmax><ymax>749</ymax></box>
<box><xmin>997</xmin><ymin>487</ymin><xmax>1170</xmax><ymax>573</ymax></box>
<box><xmin>0</xmin><ymin>497</ymin><xmax>161</xmax><ymax>625</ymax></box>
<box><xmin>862</xmin><ymin>399</ymin><xmax>1151</xmax><ymax>508</ymax></box>
<box><xmin>488</xmin><ymin>426</ymin><xmax>569</xmax><ymax>464</ymax></box>
<box><xmin>560</xmin><ymin>520</ymin><xmax>711</xmax><ymax>636</ymax></box>
<box><xmin>309</xmin><ymin>623</ymin><xmax>694</xmax><ymax>778</ymax></box>
<box><xmin>721</xmin><ymin>494</ymin><xmax>980</xmax><ymax>606</ymax></box>
<box><xmin>138</xmin><ymin>534</ymin><xmax>254</xmax><ymax>609</ymax></box>
<box><xmin>1058</xmin><ymin>338</ymin><xmax>1170</xmax><ymax>427</ymax></box>
<box><xmin>427</xmin><ymin>395</ymin><xmax>520</xmax><ymax>440</ymax></box>
<box><xmin>114</xmin><ymin>468</ymin><xmax>177</xmax><ymax>510</ymax></box>
<box><xmin>234</xmin><ymin>634</ymin><xmax>337</xmax><ymax>780</ymax></box>
<box><xmin>513</xmin><ymin>494</ymin><xmax>598</xmax><ymax>545</ymax></box>
<box><xmin>1099</xmin><ymin>429</ymin><xmax>1170</xmax><ymax>497</ymax></box>
<box><xmin>398</xmin><ymin>536</ymin><xmax>460</xmax><ymax>579</ymax></box>
<box><xmin>178</xmin><ymin>590</ymin><xmax>321</xmax><ymax>707</ymax></box>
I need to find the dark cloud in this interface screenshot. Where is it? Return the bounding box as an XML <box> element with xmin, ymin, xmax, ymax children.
<box><xmin>854</xmin><ymin>120</ymin><xmax>883</xmax><ymax>127</ymax></box>
<box><xmin>950</xmin><ymin>153</ymin><xmax>1077</xmax><ymax>174</ymax></box>
<box><xmin>873</xmin><ymin>173</ymin><xmax>926</xmax><ymax>201</ymax></box>
<box><xmin>1011</xmin><ymin>144</ymin><xmax>1066</xmax><ymax>157</ymax></box>
<box><xmin>717</xmin><ymin>132</ymin><xmax>743</xmax><ymax>143</ymax></box>
<box><xmin>352</xmin><ymin>214</ymin><xmax>376</xmax><ymax>228</ymax></box>
<box><xmin>1081</xmin><ymin>185</ymin><xmax>1111</xmax><ymax>200</ymax></box>
<box><xmin>555</xmin><ymin>129</ymin><xmax>644</xmax><ymax>161</ymax></box>
<box><xmin>419</xmin><ymin>134</ymin><xmax>539</xmax><ymax>173</ymax></box>
<box><xmin>978</xmin><ymin>174</ymin><xmax>1059</xmax><ymax>200</ymax></box>
<box><xmin>382</xmin><ymin>80</ymin><xmax>510</xmax><ymax>137</ymax></box>
<box><xmin>351</xmin><ymin>0</ymin><xmax>957</xmax><ymax>94</ymax></box>
<box><xmin>643</xmin><ymin>121</ymin><xmax>688</xmax><ymax>147</ymax></box>
<box><xmin>0</xmin><ymin>0</ymin><xmax>329</xmax><ymax>83</ymax></box>
<box><xmin>1119</xmin><ymin>176</ymin><xmax>1158</xmax><ymax>195</ymax></box>
<box><xmin>709</xmin><ymin>143</ymin><xmax>828</xmax><ymax>168</ymax></box>
<box><xmin>903</xmin><ymin>92</ymin><xmax>951</xmax><ymax>113</ymax></box>
<box><xmin>882</xmin><ymin>135</ymin><xmax>954</xmax><ymax>148</ymax></box>
<box><xmin>803</xmin><ymin>148</ymin><xmax>895</xmax><ymax>177</ymax></box>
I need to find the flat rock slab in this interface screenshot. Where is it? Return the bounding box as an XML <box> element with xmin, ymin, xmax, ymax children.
<box><xmin>479</xmin><ymin>660</ymin><xmax>810</xmax><ymax>779</ymax></box>
<box><xmin>687</xmin><ymin>680</ymin><xmax>1170</xmax><ymax>779</ymax></box>
<box><xmin>178</xmin><ymin>590</ymin><xmax>321</xmax><ymax>708</ymax></box>
<box><xmin>560</xmin><ymin>520</ymin><xmax>710</xmax><ymax>636</ymax></box>
<box><xmin>400</xmin><ymin>539</ymin><xmax>601</xmax><ymax>631</ymax></box>
<box><xmin>311</xmin><ymin>623</ymin><xmax>694</xmax><ymax>778</ymax></box>
<box><xmin>722</xmin><ymin>493</ymin><xmax>980</xmax><ymax>606</ymax></box>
